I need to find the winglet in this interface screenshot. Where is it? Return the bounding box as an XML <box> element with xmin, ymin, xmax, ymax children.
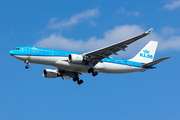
<box><xmin>145</xmin><ymin>28</ymin><xmax>153</xmax><ymax>34</ymax></box>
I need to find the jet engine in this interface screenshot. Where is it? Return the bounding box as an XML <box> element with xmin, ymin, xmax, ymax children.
<box><xmin>68</xmin><ymin>54</ymin><xmax>84</xmax><ymax>63</ymax></box>
<box><xmin>43</xmin><ymin>69</ymin><xmax>58</xmax><ymax>78</ymax></box>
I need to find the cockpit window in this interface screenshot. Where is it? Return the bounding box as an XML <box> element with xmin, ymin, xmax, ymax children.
<box><xmin>14</xmin><ymin>48</ymin><xmax>20</xmax><ymax>50</ymax></box>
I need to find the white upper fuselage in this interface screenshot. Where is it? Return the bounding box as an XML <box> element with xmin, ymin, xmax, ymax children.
<box><xmin>9</xmin><ymin>46</ymin><xmax>155</xmax><ymax>74</ymax></box>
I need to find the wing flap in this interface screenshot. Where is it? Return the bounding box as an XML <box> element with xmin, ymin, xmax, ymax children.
<box><xmin>58</xmin><ymin>68</ymin><xmax>82</xmax><ymax>79</ymax></box>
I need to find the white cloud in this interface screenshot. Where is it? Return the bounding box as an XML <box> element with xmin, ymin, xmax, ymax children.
<box><xmin>35</xmin><ymin>34</ymin><xmax>84</xmax><ymax>52</ymax></box>
<box><xmin>159</xmin><ymin>36</ymin><xmax>180</xmax><ymax>51</ymax></box>
<box><xmin>35</xmin><ymin>25</ymin><xmax>145</xmax><ymax>58</ymax></box>
<box><xmin>161</xmin><ymin>27</ymin><xmax>175</xmax><ymax>37</ymax></box>
<box><xmin>47</xmin><ymin>8</ymin><xmax>99</xmax><ymax>29</ymax></box>
<box><xmin>134</xmin><ymin>12</ymin><xmax>139</xmax><ymax>16</ymax></box>
<box><xmin>35</xmin><ymin>25</ymin><xmax>180</xmax><ymax>58</ymax></box>
<box><xmin>117</xmin><ymin>7</ymin><xmax>139</xmax><ymax>16</ymax></box>
<box><xmin>35</xmin><ymin>25</ymin><xmax>176</xmax><ymax>58</ymax></box>
<box><xmin>89</xmin><ymin>20</ymin><xmax>97</xmax><ymax>27</ymax></box>
<box><xmin>164</xmin><ymin>0</ymin><xmax>180</xmax><ymax>10</ymax></box>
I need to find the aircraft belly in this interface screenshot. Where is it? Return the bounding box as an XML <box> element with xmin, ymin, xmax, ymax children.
<box><xmin>13</xmin><ymin>55</ymin><xmax>30</xmax><ymax>61</ymax></box>
<box><xmin>29</xmin><ymin>56</ymin><xmax>63</xmax><ymax>65</ymax></box>
<box><xmin>14</xmin><ymin>55</ymin><xmax>67</xmax><ymax>66</ymax></box>
<box><xmin>54</xmin><ymin>59</ymin><xmax>90</xmax><ymax>73</ymax></box>
<box><xmin>100</xmin><ymin>62</ymin><xmax>144</xmax><ymax>74</ymax></box>
<box><xmin>13</xmin><ymin>55</ymin><xmax>144</xmax><ymax>74</ymax></box>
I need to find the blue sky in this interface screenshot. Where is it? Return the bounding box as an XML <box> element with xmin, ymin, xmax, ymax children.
<box><xmin>1</xmin><ymin>0</ymin><xmax>180</xmax><ymax>120</ymax></box>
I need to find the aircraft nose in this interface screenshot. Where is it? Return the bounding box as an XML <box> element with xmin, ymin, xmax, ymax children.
<box><xmin>9</xmin><ymin>50</ymin><xmax>14</xmax><ymax>56</ymax></box>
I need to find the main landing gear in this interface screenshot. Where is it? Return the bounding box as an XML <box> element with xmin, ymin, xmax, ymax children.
<box><xmin>73</xmin><ymin>76</ymin><xmax>83</xmax><ymax>85</ymax></box>
<box><xmin>88</xmin><ymin>68</ymin><xmax>98</xmax><ymax>76</ymax></box>
<box><xmin>24</xmin><ymin>60</ymin><xmax>29</xmax><ymax>69</ymax></box>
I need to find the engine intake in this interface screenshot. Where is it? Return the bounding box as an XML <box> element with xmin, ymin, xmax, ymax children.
<box><xmin>68</xmin><ymin>54</ymin><xmax>84</xmax><ymax>63</ymax></box>
<box><xmin>43</xmin><ymin>69</ymin><xmax>58</xmax><ymax>78</ymax></box>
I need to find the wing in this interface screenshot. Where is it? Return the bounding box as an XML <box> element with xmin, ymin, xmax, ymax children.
<box><xmin>58</xmin><ymin>68</ymin><xmax>82</xmax><ymax>79</ymax></box>
<box><xmin>83</xmin><ymin>28</ymin><xmax>153</xmax><ymax>66</ymax></box>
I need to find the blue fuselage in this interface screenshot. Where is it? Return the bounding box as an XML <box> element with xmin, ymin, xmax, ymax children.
<box><xmin>9</xmin><ymin>46</ymin><xmax>156</xmax><ymax>74</ymax></box>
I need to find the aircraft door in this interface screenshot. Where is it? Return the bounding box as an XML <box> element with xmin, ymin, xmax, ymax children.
<box><xmin>128</xmin><ymin>61</ymin><xmax>133</xmax><ymax>68</ymax></box>
<box><xmin>123</xmin><ymin>60</ymin><xmax>128</xmax><ymax>68</ymax></box>
<box><xmin>49</xmin><ymin>50</ymin><xmax>54</xmax><ymax>56</ymax></box>
<box><xmin>25</xmin><ymin>47</ymin><xmax>30</xmax><ymax>55</ymax></box>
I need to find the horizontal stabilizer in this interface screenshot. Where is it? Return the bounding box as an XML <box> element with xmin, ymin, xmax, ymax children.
<box><xmin>142</xmin><ymin>57</ymin><xmax>170</xmax><ymax>68</ymax></box>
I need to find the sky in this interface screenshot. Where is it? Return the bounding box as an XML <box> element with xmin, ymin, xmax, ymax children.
<box><xmin>1</xmin><ymin>0</ymin><xmax>180</xmax><ymax>120</ymax></box>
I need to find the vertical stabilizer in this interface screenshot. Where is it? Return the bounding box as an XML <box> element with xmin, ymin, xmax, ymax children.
<box><xmin>129</xmin><ymin>41</ymin><xmax>158</xmax><ymax>63</ymax></box>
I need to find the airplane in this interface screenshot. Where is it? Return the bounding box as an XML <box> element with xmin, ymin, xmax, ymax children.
<box><xmin>9</xmin><ymin>28</ymin><xmax>170</xmax><ymax>85</ymax></box>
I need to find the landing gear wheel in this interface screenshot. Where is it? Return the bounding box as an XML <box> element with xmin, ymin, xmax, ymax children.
<box><xmin>73</xmin><ymin>78</ymin><xmax>77</xmax><ymax>82</ymax></box>
<box><xmin>88</xmin><ymin>67</ymin><xmax>94</xmax><ymax>73</ymax></box>
<box><xmin>73</xmin><ymin>77</ymin><xmax>79</xmax><ymax>82</ymax></box>
<box><xmin>92</xmin><ymin>71</ymin><xmax>98</xmax><ymax>76</ymax></box>
<box><xmin>25</xmin><ymin>65</ymin><xmax>29</xmax><ymax>69</ymax></box>
<box><xmin>77</xmin><ymin>80</ymin><xmax>83</xmax><ymax>85</ymax></box>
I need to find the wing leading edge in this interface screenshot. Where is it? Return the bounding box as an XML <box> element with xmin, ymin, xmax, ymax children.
<box><xmin>83</xmin><ymin>28</ymin><xmax>153</xmax><ymax>66</ymax></box>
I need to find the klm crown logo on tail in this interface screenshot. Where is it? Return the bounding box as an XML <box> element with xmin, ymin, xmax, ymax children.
<box><xmin>129</xmin><ymin>41</ymin><xmax>158</xmax><ymax>63</ymax></box>
<box><xmin>140</xmin><ymin>49</ymin><xmax>153</xmax><ymax>59</ymax></box>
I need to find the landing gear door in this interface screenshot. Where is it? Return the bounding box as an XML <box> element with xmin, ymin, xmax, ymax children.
<box><xmin>26</xmin><ymin>47</ymin><xmax>30</xmax><ymax>55</ymax></box>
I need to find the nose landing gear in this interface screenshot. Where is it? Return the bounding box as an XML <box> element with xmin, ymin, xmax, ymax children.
<box><xmin>25</xmin><ymin>65</ymin><xmax>29</xmax><ymax>69</ymax></box>
<box><xmin>25</xmin><ymin>60</ymin><xmax>29</xmax><ymax>69</ymax></box>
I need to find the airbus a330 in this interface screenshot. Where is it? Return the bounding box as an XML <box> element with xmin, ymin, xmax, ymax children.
<box><xmin>9</xmin><ymin>28</ymin><xmax>170</xmax><ymax>85</ymax></box>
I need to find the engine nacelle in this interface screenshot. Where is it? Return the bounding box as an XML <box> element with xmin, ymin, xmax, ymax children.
<box><xmin>68</xmin><ymin>54</ymin><xmax>84</xmax><ymax>63</ymax></box>
<box><xmin>43</xmin><ymin>69</ymin><xmax>58</xmax><ymax>78</ymax></box>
